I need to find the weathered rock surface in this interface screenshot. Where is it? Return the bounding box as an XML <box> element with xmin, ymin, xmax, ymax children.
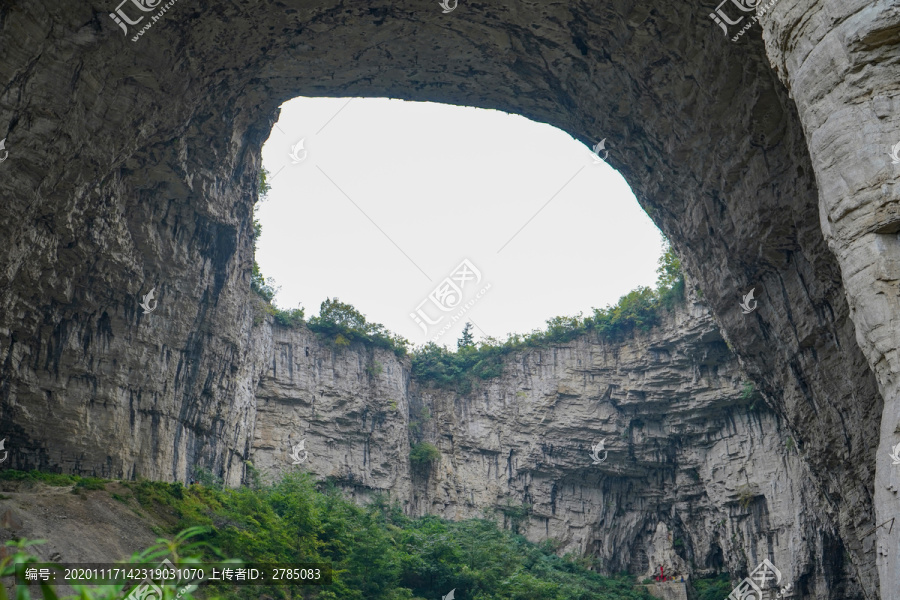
<box><xmin>250</xmin><ymin>297</ymin><xmax>861</xmax><ymax>596</ymax></box>
<box><xmin>0</xmin><ymin>1</ymin><xmax>895</xmax><ymax>597</ymax></box>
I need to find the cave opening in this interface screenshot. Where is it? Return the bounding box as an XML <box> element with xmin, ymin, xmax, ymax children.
<box><xmin>253</xmin><ymin>96</ymin><xmax>668</xmax><ymax>347</ymax></box>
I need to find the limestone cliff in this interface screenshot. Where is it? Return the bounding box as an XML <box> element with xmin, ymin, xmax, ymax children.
<box><xmin>0</xmin><ymin>1</ymin><xmax>896</xmax><ymax>597</ymax></box>
<box><xmin>249</xmin><ymin>296</ymin><xmax>859</xmax><ymax>596</ymax></box>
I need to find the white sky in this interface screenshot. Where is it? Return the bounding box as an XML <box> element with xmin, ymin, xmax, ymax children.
<box><xmin>256</xmin><ymin>97</ymin><xmax>665</xmax><ymax>348</ymax></box>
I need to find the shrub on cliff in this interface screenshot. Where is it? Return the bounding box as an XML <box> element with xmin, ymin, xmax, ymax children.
<box><xmin>411</xmin><ymin>241</ymin><xmax>685</xmax><ymax>391</ymax></box>
<box><xmin>409</xmin><ymin>442</ymin><xmax>441</xmax><ymax>466</ymax></box>
<box><xmin>308</xmin><ymin>297</ymin><xmax>409</xmax><ymax>356</ymax></box>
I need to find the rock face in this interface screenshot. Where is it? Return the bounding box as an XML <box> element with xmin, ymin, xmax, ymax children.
<box><xmin>250</xmin><ymin>298</ymin><xmax>861</xmax><ymax>597</ymax></box>
<box><xmin>0</xmin><ymin>1</ymin><xmax>896</xmax><ymax>598</ymax></box>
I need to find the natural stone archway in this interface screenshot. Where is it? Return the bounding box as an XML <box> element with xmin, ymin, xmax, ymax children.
<box><xmin>0</xmin><ymin>1</ymin><xmax>896</xmax><ymax>598</ymax></box>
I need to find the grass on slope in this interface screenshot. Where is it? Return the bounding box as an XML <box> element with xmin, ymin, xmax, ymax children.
<box><xmin>0</xmin><ymin>469</ymin><xmax>655</xmax><ymax>600</ymax></box>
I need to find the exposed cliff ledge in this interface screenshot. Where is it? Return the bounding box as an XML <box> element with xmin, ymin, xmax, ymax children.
<box><xmin>249</xmin><ymin>297</ymin><xmax>859</xmax><ymax>596</ymax></box>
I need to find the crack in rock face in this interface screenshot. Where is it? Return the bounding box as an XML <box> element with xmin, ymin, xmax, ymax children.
<box><xmin>0</xmin><ymin>2</ymin><xmax>897</xmax><ymax>598</ymax></box>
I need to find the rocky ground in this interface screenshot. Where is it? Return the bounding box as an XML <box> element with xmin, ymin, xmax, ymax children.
<box><xmin>0</xmin><ymin>479</ymin><xmax>162</xmax><ymax>597</ymax></box>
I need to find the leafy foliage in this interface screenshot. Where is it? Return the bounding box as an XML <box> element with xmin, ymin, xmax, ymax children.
<box><xmin>0</xmin><ymin>527</ymin><xmax>213</xmax><ymax>600</ymax></box>
<box><xmin>496</xmin><ymin>501</ymin><xmax>531</xmax><ymax>535</ymax></box>
<box><xmin>0</xmin><ymin>469</ymin><xmax>106</xmax><ymax>491</ymax></box>
<box><xmin>308</xmin><ymin>298</ymin><xmax>409</xmax><ymax>356</ymax></box>
<box><xmin>1</xmin><ymin>469</ymin><xmax>662</xmax><ymax>600</ymax></box>
<box><xmin>250</xmin><ymin>261</ymin><xmax>278</xmax><ymax>302</ymax></box>
<box><xmin>412</xmin><ymin>240</ymin><xmax>685</xmax><ymax>391</ymax></box>
<box><xmin>693</xmin><ymin>573</ymin><xmax>732</xmax><ymax>600</ymax></box>
<box><xmin>250</xmin><ymin>167</ymin><xmax>278</xmax><ymax>303</ymax></box>
<box><xmin>258</xmin><ymin>167</ymin><xmax>272</xmax><ymax>199</ymax></box>
<box><xmin>737</xmin><ymin>484</ymin><xmax>755</xmax><ymax>510</ymax></box>
<box><xmin>268</xmin><ymin>305</ymin><xmax>305</xmax><ymax>327</ymax></box>
<box><xmin>409</xmin><ymin>442</ymin><xmax>441</xmax><ymax>466</ymax></box>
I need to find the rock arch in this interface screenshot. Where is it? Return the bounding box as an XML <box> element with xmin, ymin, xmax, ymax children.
<box><xmin>0</xmin><ymin>1</ymin><xmax>897</xmax><ymax>597</ymax></box>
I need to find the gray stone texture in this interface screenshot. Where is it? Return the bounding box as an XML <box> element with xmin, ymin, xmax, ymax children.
<box><xmin>0</xmin><ymin>1</ymin><xmax>896</xmax><ymax>597</ymax></box>
<box><xmin>250</xmin><ymin>298</ymin><xmax>856</xmax><ymax>595</ymax></box>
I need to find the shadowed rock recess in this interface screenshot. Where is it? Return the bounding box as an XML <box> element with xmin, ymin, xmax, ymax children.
<box><xmin>0</xmin><ymin>1</ymin><xmax>897</xmax><ymax>598</ymax></box>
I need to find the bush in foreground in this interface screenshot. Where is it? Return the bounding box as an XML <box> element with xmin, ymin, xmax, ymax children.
<box><xmin>0</xmin><ymin>470</ymin><xmax>661</xmax><ymax>600</ymax></box>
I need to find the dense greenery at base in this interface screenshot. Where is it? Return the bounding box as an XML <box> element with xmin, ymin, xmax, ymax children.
<box><xmin>1</xmin><ymin>470</ymin><xmax>658</xmax><ymax>600</ymax></box>
<box><xmin>692</xmin><ymin>574</ymin><xmax>732</xmax><ymax>600</ymax></box>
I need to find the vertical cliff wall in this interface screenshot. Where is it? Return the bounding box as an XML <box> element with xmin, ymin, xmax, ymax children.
<box><xmin>249</xmin><ymin>297</ymin><xmax>861</xmax><ymax>596</ymax></box>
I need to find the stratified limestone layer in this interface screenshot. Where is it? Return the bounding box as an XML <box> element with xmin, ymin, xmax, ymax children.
<box><xmin>250</xmin><ymin>298</ymin><xmax>856</xmax><ymax>594</ymax></box>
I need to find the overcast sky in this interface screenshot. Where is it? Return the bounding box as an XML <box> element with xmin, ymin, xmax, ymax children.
<box><xmin>256</xmin><ymin>97</ymin><xmax>665</xmax><ymax>348</ymax></box>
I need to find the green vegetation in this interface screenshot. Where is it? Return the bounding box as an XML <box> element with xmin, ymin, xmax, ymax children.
<box><xmin>409</xmin><ymin>442</ymin><xmax>441</xmax><ymax>466</ymax></box>
<box><xmin>366</xmin><ymin>360</ymin><xmax>384</xmax><ymax>377</ymax></box>
<box><xmin>307</xmin><ymin>298</ymin><xmax>409</xmax><ymax>357</ymax></box>
<box><xmin>251</xmin><ymin>179</ymin><xmax>685</xmax><ymax>389</ymax></box>
<box><xmin>411</xmin><ymin>241</ymin><xmax>685</xmax><ymax>391</ymax></box>
<box><xmin>407</xmin><ymin>404</ymin><xmax>432</xmax><ymax>439</ymax></box>
<box><xmin>0</xmin><ymin>528</ymin><xmax>212</xmax><ymax>600</ymax></box>
<box><xmin>458</xmin><ymin>323</ymin><xmax>475</xmax><ymax>349</ymax></box>
<box><xmin>251</xmin><ymin>168</ymin><xmax>278</xmax><ymax>303</ymax></box>
<box><xmin>495</xmin><ymin>501</ymin><xmax>532</xmax><ymax>535</ymax></box>
<box><xmin>0</xmin><ymin>470</ymin><xmax>657</xmax><ymax>600</ymax></box>
<box><xmin>268</xmin><ymin>305</ymin><xmax>305</xmax><ymax>327</ymax></box>
<box><xmin>0</xmin><ymin>469</ymin><xmax>106</xmax><ymax>492</ymax></box>
<box><xmin>693</xmin><ymin>573</ymin><xmax>732</xmax><ymax>600</ymax></box>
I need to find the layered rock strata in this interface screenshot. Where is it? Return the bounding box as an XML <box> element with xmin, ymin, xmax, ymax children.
<box><xmin>250</xmin><ymin>298</ymin><xmax>861</xmax><ymax>597</ymax></box>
